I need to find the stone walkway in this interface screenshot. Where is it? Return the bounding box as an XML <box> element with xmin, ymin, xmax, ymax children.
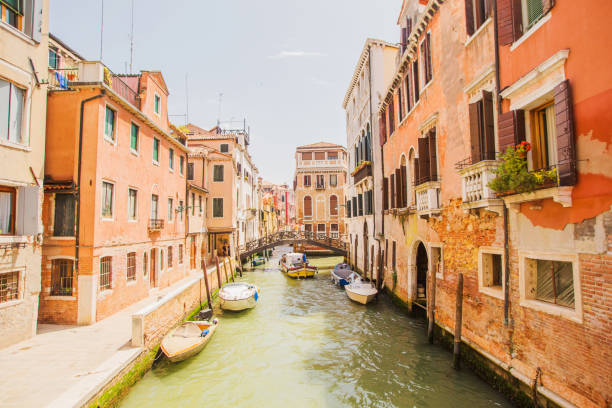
<box><xmin>0</xmin><ymin>273</ymin><xmax>201</xmax><ymax>408</ymax></box>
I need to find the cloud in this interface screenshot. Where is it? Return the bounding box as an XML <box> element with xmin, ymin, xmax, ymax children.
<box><xmin>268</xmin><ymin>50</ymin><xmax>326</xmax><ymax>59</ymax></box>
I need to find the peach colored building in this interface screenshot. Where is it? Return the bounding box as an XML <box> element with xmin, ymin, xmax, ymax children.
<box><xmin>372</xmin><ymin>0</ymin><xmax>611</xmax><ymax>406</ymax></box>
<box><xmin>41</xmin><ymin>63</ymin><xmax>189</xmax><ymax>325</ymax></box>
<box><xmin>294</xmin><ymin>142</ymin><xmax>347</xmax><ymax>246</ymax></box>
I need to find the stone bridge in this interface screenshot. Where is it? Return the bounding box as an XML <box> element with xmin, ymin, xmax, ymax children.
<box><xmin>238</xmin><ymin>230</ymin><xmax>347</xmax><ymax>260</ymax></box>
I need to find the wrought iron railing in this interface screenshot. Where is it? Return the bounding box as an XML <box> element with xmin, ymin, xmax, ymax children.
<box><xmin>239</xmin><ymin>230</ymin><xmax>347</xmax><ymax>255</ymax></box>
<box><xmin>148</xmin><ymin>219</ymin><xmax>164</xmax><ymax>231</ymax></box>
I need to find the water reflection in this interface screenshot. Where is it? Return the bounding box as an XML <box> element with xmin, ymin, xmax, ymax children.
<box><xmin>121</xmin><ymin>246</ymin><xmax>511</xmax><ymax>408</ymax></box>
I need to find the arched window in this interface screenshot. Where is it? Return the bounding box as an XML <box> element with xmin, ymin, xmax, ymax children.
<box><xmin>304</xmin><ymin>196</ymin><xmax>312</xmax><ymax>217</ymax></box>
<box><xmin>330</xmin><ymin>195</ymin><xmax>338</xmax><ymax>216</ymax></box>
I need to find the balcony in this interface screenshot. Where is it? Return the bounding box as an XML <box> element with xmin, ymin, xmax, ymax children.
<box><xmin>351</xmin><ymin>161</ymin><xmax>372</xmax><ymax>186</ymax></box>
<box><xmin>457</xmin><ymin>160</ymin><xmax>504</xmax><ymax>215</ymax></box>
<box><xmin>148</xmin><ymin>219</ymin><xmax>164</xmax><ymax>231</ymax></box>
<box><xmin>315</xmin><ymin>183</ymin><xmax>325</xmax><ymax>190</ymax></box>
<box><xmin>48</xmin><ymin>61</ymin><xmax>140</xmax><ymax>109</ymax></box>
<box><xmin>415</xmin><ymin>181</ymin><xmax>441</xmax><ymax>218</ymax></box>
<box><xmin>297</xmin><ymin>159</ymin><xmax>342</xmax><ymax>168</ymax></box>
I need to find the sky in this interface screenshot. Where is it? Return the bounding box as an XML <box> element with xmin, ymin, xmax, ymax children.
<box><xmin>50</xmin><ymin>0</ymin><xmax>401</xmax><ymax>185</ymax></box>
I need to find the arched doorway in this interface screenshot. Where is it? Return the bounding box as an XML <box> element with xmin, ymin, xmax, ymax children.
<box><xmin>363</xmin><ymin>222</ymin><xmax>369</xmax><ymax>278</ymax></box>
<box><xmin>416</xmin><ymin>242</ymin><xmax>428</xmax><ymax>299</ymax></box>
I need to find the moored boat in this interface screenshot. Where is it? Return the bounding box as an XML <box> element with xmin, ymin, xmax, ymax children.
<box><xmin>160</xmin><ymin>319</ymin><xmax>218</xmax><ymax>363</ymax></box>
<box><xmin>280</xmin><ymin>252</ymin><xmax>318</xmax><ymax>278</ymax></box>
<box><xmin>345</xmin><ymin>274</ymin><xmax>378</xmax><ymax>305</ymax></box>
<box><xmin>251</xmin><ymin>256</ymin><xmax>266</xmax><ymax>266</ymax></box>
<box><xmin>219</xmin><ymin>282</ymin><xmax>259</xmax><ymax>311</ymax></box>
<box><xmin>331</xmin><ymin>264</ymin><xmax>353</xmax><ymax>287</ymax></box>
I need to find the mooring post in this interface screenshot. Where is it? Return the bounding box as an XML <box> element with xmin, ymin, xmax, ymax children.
<box><xmin>215</xmin><ymin>256</ymin><xmax>223</xmax><ymax>290</ymax></box>
<box><xmin>235</xmin><ymin>247</ymin><xmax>244</xmax><ymax>277</ymax></box>
<box><xmin>223</xmin><ymin>256</ymin><xmax>233</xmax><ymax>282</ymax></box>
<box><xmin>427</xmin><ymin>264</ymin><xmax>437</xmax><ymax>344</ymax></box>
<box><xmin>201</xmin><ymin>258</ymin><xmax>212</xmax><ymax>308</ymax></box>
<box><xmin>222</xmin><ymin>256</ymin><xmax>230</xmax><ymax>283</ymax></box>
<box><xmin>453</xmin><ymin>273</ymin><xmax>464</xmax><ymax>370</ymax></box>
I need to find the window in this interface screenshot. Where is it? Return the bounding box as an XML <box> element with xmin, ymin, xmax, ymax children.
<box><xmin>49</xmin><ymin>49</ymin><xmax>60</xmax><ymax>69</ymax></box>
<box><xmin>352</xmin><ymin>197</ymin><xmax>357</xmax><ymax>217</ymax></box>
<box><xmin>190</xmin><ymin>192</ymin><xmax>195</xmax><ymax>215</ymax></box>
<box><xmin>317</xmin><ymin>223</ymin><xmax>326</xmax><ymax>233</ymax></box>
<box><xmin>303</xmin><ymin>175</ymin><xmax>311</xmax><ymax>187</ymax></box>
<box><xmin>0</xmin><ymin>271</ymin><xmax>19</xmax><ymax>303</ymax></box>
<box><xmin>154</xmin><ymin>94</ymin><xmax>160</xmax><ymax>114</ymax></box>
<box><xmin>150</xmin><ymin>194</ymin><xmax>159</xmax><ymax>219</ymax></box>
<box><xmin>417</xmin><ymin>128</ymin><xmax>438</xmax><ymax>184</ymax></box>
<box><xmin>51</xmin><ymin>259</ymin><xmax>73</xmax><ymax>296</ymax></box>
<box><xmin>523</xmin><ymin>0</ymin><xmax>544</xmax><ymax>30</ymax></box>
<box><xmin>178</xmin><ymin>244</ymin><xmax>184</xmax><ymax>264</ymax></box>
<box><xmin>358</xmin><ymin>194</ymin><xmax>363</xmax><ymax>216</ymax></box>
<box><xmin>1</xmin><ymin>0</ymin><xmax>23</xmax><ymax>30</ymax></box>
<box><xmin>468</xmin><ymin>91</ymin><xmax>496</xmax><ymax>163</ymax></box>
<box><xmin>533</xmin><ymin>259</ymin><xmax>574</xmax><ymax>308</ymax></box>
<box><xmin>220</xmin><ymin>143</ymin><xmax>229</xmax><ymax>153</ymax></box>
<box><xmin>169</xmin><ymin>148</ymin><xmax>174</xmax><ymax>171</ymax></box>
<box><xmin>213</xmin><ymin>198</ymin><xmax>223</xmax><ymax>217</ymax></box>
<box><xmin>127</xmin><ymin>253</ymin><xmax>136</xmax><ymax>281</ymax></box>
<box><xmin>315</xmin><ymin>152</ymin><xmax>325</xmax><ymax>160</ymax></box>
<box><xmin>530</xmin><ymin>102</ymin><xmax>557</xmax><ymax>171</ymax></box>
<box><xmin>413</xmin><ymin>60</ymin><xmax>420</xmax><ymax>102</ymax></box>
<box><xmin>498</xmin><ymin>0</ymin><xmax>553</xmax><ymax>45</ymax></box>
<box><xmin>316</xmin><ymin>175</ymin><xmax>325</xmax><ymax>188</ymax></box>
<box><xmin>180</xmin><ymin>156</ymin><xmax>185</xmax><ymax>176</ymax></box>
<box><xmin>168</xmin><ymin>246</ymin><xmax>173</xmax><ymax>268</ymax></box>
<box><xmin>143</xmin><ymin>252</ymin><xmax>148</xmax><ymax>276</ymax></box>
<box><xmin>330</xmin><ymin>195</ymin><xmax>338</xmax><ymax>216</ymax></box>
<box><xmin>302</xmin><ymin>152</ymin><xmax>312</xmax><ymax>160</ymax></box>
<box><xmin>100</xmin><ymin>256</ymin><xmax>112</xmax><ymax>290</ymax></box>
<box><xmin>168</xmin><ymin>198</ymin><xmax>173</xmax><ymax>221</ymax></box>
<box><xmin>160</xmin><ymin>249</ymin><xmax>164</xmax><ymax>270</ymax></box>
<box><xmin>330</xmin><ymin>174</ymin><xmax>337</xmax><ymax>187</ymax></box>
<box><xmin>365</xmin><ymin>190</ymin><xmax>373</xmax><ymax>215</ymax></box>
<box><xmin>304</xmin><ymin>224</ymin><xmax>312</xmax><ymax>232</ymax></box>
<box><xmin>328</xmin><ymin>152</ymin><xmax>338</xmax><ymax>160</ymax></box>
<box><xmin>465</xmin><ymin>0</ymin><xmax>490</xmax><ymax>36</ymax></box>
<box><xmin>104</xmin><ymin>106</ymin><xmax>116</xmax><ymax>142</ymax></box>
<box><xmin>179</xmin><ymin>200</ymin><xmax>184</xmax><ymax>221</ymax></box>
<box><xmin>0</xmin><ymin>79</ymin><xmax>25</xmax><ymax>144</ymax></box>
<box><xmin>187</xmin><ymin>162</ymin><xmax>194</xmax><ymax>180</ymax></box>
<box><xmin>128</xmin><ymin>189</ymin><xmax>137</xmax><ymax>220</ymax></box>
<box><xmin>101</xmin><ymin>181</ymin><xmax>114</xmax><ymax>218</ymax></box>
<box><xmin>53</xmin><ymin>193</ymin><xmax>75</xmax><ymax>236</ymax></box>
<box><xmin>420</xmin><ymin>33</ymin><xmax>432</xmax><ymax>86</ymax></box>
<box><xmin>346</xmin><ymin>200</ymin><xmax>351</xmax><ymax>218</ymax></box>
<box><xmin>130</xmin><ymin>123</ymin><xmax>139</xmax><ymax>152</ymax></box>
<box><xmin>152</xmin><ymin>138</ymin><xmax>160</xmax><ymax>163</ymax></box>
<box><xmin>483</xmin><ymin>253</ymin><xmax>502</xmax><ymax>287</ymax></box>
<box><xmin>213</xmin><ymin>165</ymin><xmax>224</xmax><ymax>182</ymax></box>
<box><xmin>303</xmin><ymin>196</ymin><xmax>312</xmax><ymax>217</ymax></box>
<box><xmin>199</xmin><ymin>195</ymin><xmax>202</xmax><ymax>213</ymax></box>
<box><xmin>0</xmin><ymin>186</ymin><xmax>15</xmax><ymax>235</ymax></box>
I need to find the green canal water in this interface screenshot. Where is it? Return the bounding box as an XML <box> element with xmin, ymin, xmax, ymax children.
<box><xmin>121</xmin><ymin>246</ymin><xmax>512</xmax><ymax>408</ymax></box>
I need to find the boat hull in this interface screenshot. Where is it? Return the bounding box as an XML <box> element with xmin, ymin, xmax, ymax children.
<box><xmin>345</xmin><ymin>289</ymin><xmax>377</xmax><ymax>305</ymax></box>
<box><xmin>281</xmin><ymin>263</ymin><xmax>317</xmax><ymax>278</ymax></box>
<box><xmin>161</xmin><ymin>321</ymin><xmax>217</xmax><ymax>363</ymax></box>
<box><xmin>220</xmin><ymin>295</ymin><xmax>257</xmax><ymax>311</ymax></box>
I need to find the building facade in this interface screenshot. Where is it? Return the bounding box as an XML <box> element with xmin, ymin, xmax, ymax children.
<box><xmin>294</xmin><ymin>142</ymin><xmax>347</xmax><ymax>239</ymax></box>
<box><xmin>0</xmin><ymin>0</ymin><xmax>48</xmax><ymax>348</ymax></box>
<box><xmin>185</xmin><ymin>140</ymin><xmax>209</xmax><ymax>271</ymax></box>
<box><xmin>343</xmin><ymin>38</ymin><xmax>398</xmax><ymax>278</ymax></box>
<box><xmin>41</xmin><ymin>65</ymin><xmax>190</xmax><ymax>325</ymax></box>
<box><xmin>371</xmin><ymin>0</ymin><xmax>612</xmax><ymax>407</ymax></box>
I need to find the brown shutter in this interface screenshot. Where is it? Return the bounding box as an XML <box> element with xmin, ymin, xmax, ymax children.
<box><xmin>395</xmin><ymin>168</ymin><xmax>401</xmax><ymax>208</ymax></box>
<box><xmin>554</xmin><ymin>80</ymin><xmax>577</xmax><ymax>186</ymax></box>
<box><xmin>379</xmin><ymin>110</ymin><xmax>387</xmax><ymax>146</ymax></box>
<box><xmin>304</xmin><ymin>196</ymin><xmax>312</xmax><ymax>216</ymax></box>
<box><xmin>398</xmin><ymin>87</ymin><xmax>404</xmax><ymax>122</ymax></box>
<box><xmin>418</xmin><ymin>137</ymin><xmax>430</xmax><ymax>184</ymax></box>
<box><xmin>390</xmin><ymin>174</ymin><xmax>396</xmax><ymax>208</ymax></box>
<box><xmin>482</xmin><ymin>91</ymin><xmax>496</xmax><ymax>160</ymax></box>
<box><xmin>388</xmin><ymin>100</ymin><xmax>395</xmax><ymax>134</ymax></box>
<box><xmin>383</xmin><ymin>177</ymin><xmax>389</xmax><ymax>210</ymax></box>
<box><xmin>469</xmin><ymin>101</ymin><xmax>482</xmax><ymax>163</ymax></box>
<box><xmin>498</xmin><ymin>110</ymin><xmax>525</xmax><ymax>153</ymax></box>
<box><xmin>465</xmin><ymin>0</ymin><xmax>475</xmax><ymax>36</ymax></box>
<box><xmin>413</xmin><ymin>157</ymin><xmax>420</xmax><ymax>190</ymax></box>
<box><xmin>428</xmin><ymin>129</ymin><xmax>438</xmax><ymax>181</ymax></box>
<box><xmin>542</xmin><ymin>0</ymin><xmax>555</xmax><ymax>15</ymax></box>
<box><xmin>405</xmin><ymin>73</ymin><xmax>412</xmax><ymax>112</ymax></box>
<box><xmin>497</xmin><ymin>0</ymin><xmax>522</xmax><ymax>45</ymax></box>
<box><xmin>425</xmin><ymin>33</ymin><xmax>432</xmax><ymax>83</ymax></box>
<box><xmin>413</xmin><ymin>61</ymin><xmax>420</xmax><ymax>101</ymax></box>
<box><xmin>400</xmin><ymin>164</ymin><xmax>407</xmax><ymax>207</ymax></box>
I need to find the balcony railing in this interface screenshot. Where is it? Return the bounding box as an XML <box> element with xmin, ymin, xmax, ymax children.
<box><xmin>415</xmin><ymin>181</ymin><xmax>441</xmax><ymax>217</ymax></box>
<box><xmin>48</xmin><ymin>68</ymin><xmax>79</xmax><ymax>90</ymax></box>
<box><xmin>315</xmin><ymin>184</ymin><xmax>325</xmax><ymax>190</ymax></box>
<box><xmin>298</xmin><ymin>159</ymin><xmax>342</xmax><ymax>168</ymax></box>
<box><xmin>148</xmin><ymin>219</ymin><xmax>164</xmax><ymax>231</ymax></box>
<box><xmin>352</xmin><ymin>161</ymin><xmax>372</xmax><ymax>185</ymax></box>
<box><xmin>459</xmin><ymin>160</ymin><xmax>499</xmax><ymax>204</ymax></box>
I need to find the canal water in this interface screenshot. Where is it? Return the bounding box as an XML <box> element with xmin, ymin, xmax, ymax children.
<box><xmin>121</xmin><ymin>246</ymin><xmax>512</xmax><ymax>408</ymax></box>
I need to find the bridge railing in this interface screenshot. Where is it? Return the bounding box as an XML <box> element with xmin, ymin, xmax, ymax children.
<box><xmin>239</xmin><ymin>230</ymin><xmax>347</xmax><ymax>255</ymax></box>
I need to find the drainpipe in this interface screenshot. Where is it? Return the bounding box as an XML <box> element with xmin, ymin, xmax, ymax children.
<box><xmin>492</xmin><ymin>0</ymin><xmax>510</xmax><ymax>326</ymax></box>
<box><xmin>75</xmin><ymin>90</ymin><xmax>105</xmax><ymax>276</ymax></box>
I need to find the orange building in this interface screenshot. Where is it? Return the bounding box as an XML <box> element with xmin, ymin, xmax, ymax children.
<box><xmin>40</xmin><ymin>63</ymin><xmax>189</xmax><ymax>325</ymax></box>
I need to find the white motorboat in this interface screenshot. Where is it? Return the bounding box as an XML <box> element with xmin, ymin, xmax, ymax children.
<box><xmin>279</xmin><ymin>252</ymin><xmax>317</xmax><ymax>278</ymax></box>
<box><xmin>345</xmin><ymin>273</ymin><xmax>378</xmax><ymax>305</ymax></box>
<box><xmin>219</xmin><ymin>282</ymin><xmax>259</xmax><ymax>311</ymax></box>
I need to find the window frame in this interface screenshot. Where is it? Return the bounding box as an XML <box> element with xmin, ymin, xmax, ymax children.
<box><xmin>0</xmin><ymin>185</ymin><xmax>16</xmax><ymax>235</ymax></box>
<box><xmin>528</xmin><ymin>101</ymin><xmax>557</xmax><ymax>171</ymax></box>
<box><xmin>52</xmin><ymin>192</ymin><xmax>75</xmax><ymax>237</ymax></box>
<box><xmin>152</xmin><ymin>137</ymin><xmax>160</xmax><ymax>165</ymax></box>
<box><xmin>101</xmin><ymin>180</ymin><xmax>115</xmax><ymax>220</ymax></box>
<box><xmin>213</xmin><ymin>165</ymin><xmax>224</xmax><ymax>182</ymax></box>
<box><xmin>179</xmin><ymin>156</ymin><xmax>185</xmax><ymax>176</ymax></box>
<box><xmin>126</xmin><ymin>252</ymin><xmax>136</xmax><ymax>281</ymax></box>
<box><xmin>478</xmin><ymin>247</ymin><xmax>505</xmax><ymax>299</ymax></box>
<box><xmin>0</xmin><ymin>269</ymin><xmax>21</xmax><ymax>304</ymax></box>
<box><xmin>130</xmin><ymin>122</ymin><xmax>139</xmax><ymax>154</ymax></box>
<box><xmin>154</xmin><ymin>93</ymin><xmax>161</xmax><ymax>115</ymax></box>
<box><xmin>104</xmin><ymin>104</ymin><xmax>117</xmax><ymax>144</ymax></box>
<box><xmin>0</xmin><ymin>78</ymin><xmax>26</xmax><ymax>146</ymax></box>
<box><xmin>167</xmin><ymin>197</ymin><xmax>173</xmax><ymax>222</ymax></box>
<box><xmin>99</xmin><ymin>256</ymin><xmax>113</xmax><ymax>291</ymax></box>
<box><xmin>128</xmin><ymin>188</ymin><xmax>138</xmax><ymax>221</ymax></box>
<box><xmin>220</xmin><ymin>143</ymin><xmax>229</xmax><ymax>153</ymax></box>
<box><xmin>303</xmin><ymin>175</ymin><xmax>311</xmax><ymax>187</ymax></box>
<box><xmin>168</xmin><ymin>148</ymin><xmax>174</xmax><ymax>172</ymax></box>
<box><xmin>212</xmin><ymin>197</ymin><xmax>224</xmax><ymax>218</ymax></box>
<box><xmin>50</xmin><ymin>258</ymin><xmax>74</xmax><ymax>296</ymax></box>
<box><xmin>150</xmin><ymin>194</ymin><xmax>159</xmax><ymax>220</ymax></box>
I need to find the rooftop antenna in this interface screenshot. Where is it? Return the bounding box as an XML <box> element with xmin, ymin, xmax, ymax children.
<box><xmin>217</xmin><ymin>93</ymin><xmax>223</xmax><ymax>127</ymax></box>
<box><xmin>99</xmin><ymin>0</ymin><xmax>104</xmax><ymax>60</ymax></box>
<box><xmin>129</xmin><ymin>0</ymin><xmax>134</xmax><ymax>73</ymax></box>
<box><xmin>185</xmin><ymin>73</ymin><xmax>189</xmax><ymax>125</ymax></box>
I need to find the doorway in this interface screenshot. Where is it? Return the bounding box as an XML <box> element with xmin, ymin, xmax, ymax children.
<box><xmin>416</xmin><ymin>243</ymin><xmax>428</xmax><ymax>299</ymax></box>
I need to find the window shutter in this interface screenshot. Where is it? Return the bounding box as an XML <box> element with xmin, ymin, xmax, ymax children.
<box><xmin>554</xmin><ymin>80</ymin><xmax>577</xmax><ymax>186</ymax></box>
<box><xmin>304</xmin><ymin>196</ymin><xmax>312</xmax><ymax>216</ymax></box>
<box><xmin>400</xmin><ymin>164</ymin><xmax>407</xmax><ymax>207</ymax></box>
<box><xmin>465</xmin><ymin>0</ymin><xmax>475</xmax><ymax>36</ymax></box>
<box><xmin>418</xmin><ymin>137</ymin><xmax>430</xmax><ymax>184</ymax></box>
<box><xmin>31</xmin><ymin>0</ymin><xmax>43</xmax><ymax>42</ymax></box>
<box><xmin>413</xmin><ymin>158</ymin><xmax>420</xmax><ymax>191</ymax></box>
<box><xmin>405</xmin><ymin>73</ymin><xmax>412</xmax><ymax>112</ymax></box>
<box><xmin>379</xmin><ymin>111</ymin><xmax>387</xmax><ymax>146</ymax></box>
<box><xmin>497</xmin><ymin>0</ymin><xmax>522</xmax><ymax>45</ymax></box>
<box><xmin>482</xmin><ymin>91</ymin><xmax>496</xmax><ymax>160</ymax></box>
<box><xmin>401</xmin><ymin>28</ymin><xmax>407</xmax><ymax>54</ymax></box>
<box><xmin>413</xmin><ymin>61</ymin><xmax>420</xmax><ymax>101</ymax></box>
<box><xmin>428</xmin><ymin>129</ymin><xmax>438</xmax><ymax>181</ymax></box>
<box><xmin>425</xmin><ymin>33</ymin><xmax>432</xmax><ymax>82</ymax></box>
<box><xmin>398</xmin><ymin>87</ymin><xmax>404</xmax><ymax>122</ymax></box>
<box><xmin>388</xmin><ymin>100</ymin><xmax>395</xmax><ymax>134</ymax></box>
<box><xmin>469</xmin><ymin>101</ymin><xmax>482</xmax><ymax>163</ymax></box>
<box><xmin>395</xmin><ymin>168</ymin><xmax>401</xmax><ymax>208</ymax></box>
<box><xmin>383</xmin><ymin>177</ymin><xmax>389</xmax><ymax>210</ymax></box>
<box><xmin>498</xmin><ymin>110</ymin><xmax>525</xmax><ymax>153</ymax></box>
<box><xmin>17</xmin><ymin>186</ymin><xmax>40</xmax><ymax>235</ymax></box>
<box><xmin>390</xmin><ymin>174</ymin><xmax>396</xmax><ymax>209</ymax></box>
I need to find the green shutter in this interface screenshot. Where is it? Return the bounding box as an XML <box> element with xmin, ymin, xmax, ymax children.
<box><xmin>130</xmin><ymin>124</ymin><xmax>138</xmax><ymax>150</ymax></box>
<box><xmin>153</xmin><ymin>139</ymin><xmax>159</xmax><ymax>161</ymax></box>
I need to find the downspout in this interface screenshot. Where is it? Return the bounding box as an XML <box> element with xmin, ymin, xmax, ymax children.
<box><xmin>492</xmin><ymin>0</ymin><xmax>510</xmax><ymax>326</ymax></box>
<box><xmin>75</xmin><ymin>90</ymin><xmax>105</xmax><ymax>276</ymax></box>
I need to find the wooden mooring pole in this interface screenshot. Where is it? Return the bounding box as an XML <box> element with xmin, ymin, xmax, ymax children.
<box><xmin>215</xmin><ymin>256</ymin><xmax>223</xmax><ymax>289</ymax></box>
<box><xmin>427</xmin><ymin>265</ymin><xmax>437</xmax><ymax>344</ymax></box>
<box><xmin>453</xmin><ymin>273</ymin><xmax>464</xmax><ymax>370</ymax></box>
<box><xmin>223</xmin><ymin>257</ymin><xmax>232</xmax><ymax>282</ymax></box>
<box><xmin>201</xmin><ymin>258</ymin><xmax>212</xmax><ymax>308</ymax></box>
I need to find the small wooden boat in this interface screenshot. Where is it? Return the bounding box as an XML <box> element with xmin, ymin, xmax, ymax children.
<box><xmin>251</xmin><ymin>256</ymin><xmax>266</xmax><ymax>266</ymax></box>
<box><xmin>331</xmin><ymin>264</ymin><xmax>353</xmax><ymax>287</ymax></box>
<box><xmin>345</xmin><ymin>273</ymin><xmax>378</xmax><ymax>305</ymax></box>
<box><xmin>280</xmin><ymin>252</ymin><xmax>317</xmax><ymax>279</ymax></box>
<box><xmin>160</xmin><ymin>319</ymin><xmax>218</xmax><ymax>363</ymax></box>
<box><xmin>219</xmin><ymin>282</ymin><xmax>259</xmax><ymax>311</ymax></box>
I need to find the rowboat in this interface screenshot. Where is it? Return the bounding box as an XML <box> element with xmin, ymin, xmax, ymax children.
<box><xmin>331</xmin><ymin>263</ymin><xmax>353</xmax><ymax>287</ymax></box>
<box><xmin>280</xmin><ymin>252</ymin><xmax>317</xmax><ymax>278</ymax></box>
<box><xmin>219</xmin><ymin>282</ymin><xmax>259</xmax><ymax>311</ymax></box>
<box><xmin>160</xmin><ymin>319</ymin><xmax>218</xmax><ymax>363</ymax></box>
<box><xmin>345</xmin><ymin>274</ymin><xmax>378</xmax><ymax>305</ymax></box>
<box><xmin>251</xmin><ymin>256</ymin><xmax>266</xmax><ymax>266</ymax></box>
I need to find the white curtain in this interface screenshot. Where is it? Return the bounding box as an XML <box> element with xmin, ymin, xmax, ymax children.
<box><xmin>8</xmin><ymin>85</ymin><xmax>23</xmax><ymax>143</ymax></box>
<box><xmin>0</xmin><ymin>192</ymin><xmax>12</xmax><ymax>234</ymax></box>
